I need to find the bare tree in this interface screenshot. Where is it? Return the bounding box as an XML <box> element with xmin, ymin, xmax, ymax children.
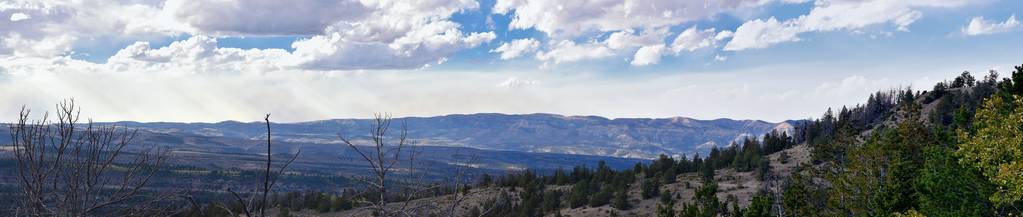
<box><xmin>226</xmin><ymin>114</ymin><xmax>299</xmax><ymax>217</ymax></box>
<box><xmin>8</xmin><ymin>99</ymin><xmax>167</xmax><ymax>216</ymax></box>
<box><xmin>339</xmin><ymin>113</ymin><xmax>415</xmax><ymax>216</ymax></box>
<box><xmin>339</xmin><ymin>114</ymin><xmax>499</xmax><ymax>217</ymax></box>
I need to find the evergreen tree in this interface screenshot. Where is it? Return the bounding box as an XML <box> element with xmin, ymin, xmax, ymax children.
<box><xmin>612</xmin><ymin>190</ymin><xmax>630</xmax><ymax>210</ymax></box>
<box><xmin>915</xmin><ymin>146</ymin><xmax>995</xmax><ymax>216</ymax></box>
<box><xmin>743</xmin><ymin>192</ymin><xmax>773</xmax><ymax>217</ymax></box>
<box><xmin>481</xmin><ymin>173</ymin><xmax>493</xmax><ymax>186</ymax></box>
<box><xmin>642</xmin><ymin>179</ymin><xmax>660</xmax><ymax>199</ymax></box>
<box><xmin>1012</xmin><ymin>64</ymin><xmax>1023</xmax><ymax>95</ymax></box>
<box><xmin>541</xmin><ymin>190</ymin><xmax>562</xmax><ymax>212</ymax></box>
<box><xmin>827</xmin><ymin>118</ymin><xmax>930</xmax><ymax>216</ymax></box>
<box><xmin>568</xmin><ymin>180</ymin><xmax>590</xmax><ymax>208</ymax></box>
<box><xmin>781</xmin><ymin>173</ymin><xmax>816</xmax><ymax>217</ymax></box>
<box><xmin>679</xmin><ymin>182</ymin><xmax>721</xmax><ymax>217</ymax></box>
<box><xmin>700</xmin><ymin>162</ymin><xmax>715</xmax><ymax>182</ymax></box>
<box><xmin>660</xmin><ymin>189</ymin><xmax>675</xmax><ymax>206</ymax></box>
<box><xmin>589</xmin><ymin>186</ymin><xmax>613</xmax><ymax>207</ymax></box>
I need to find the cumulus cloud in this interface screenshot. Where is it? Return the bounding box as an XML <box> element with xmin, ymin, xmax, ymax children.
<box><xmin>535</xmin><ymin>40</ymin><xmax>614</xmax><ymax>65</ymax></box>
<box><xmin>9</xmin><ymin>13</ymin><xmax>29</xmax><ymax>21</ymax></box>
<box><xmin>963</xmin><ymin>15</ymin><xmax>1021</xmax><ymax>36</ymax></box>
<box><xmin>725</xmin><ymin>17</ymin><xmax>800</xmax><ymax>51</ymax></box>
<box><xmin>670</xmin><ymin>27</ymin><xmax>732</xmax><ymax>53</ymax></box>
<box><xmin>163</xmin><ymin>0</ymin><xmax>365</xmax><ymax>36</ymax></box>
<box><xmin>605</xmin><ymin>28</ymin><xmax>669</xmax><ymax>50</ymax></box>
<box><xmin>725</xmin><ymin>0</ymin><xmax>974</xmax><ymax>51</ymax></box>
<box><xmin>492</xmin><ymin>0</ymin><xmax>767</xmax><ymax>38</ymax></box>
<box><xmin>491</xmin><ymin>38</ymin><xmax>541</xmax><ymax>60</ymax></box>
<box><xmin>631</xmin><ymin>45</ymin><xmax>665</xmax><ymax>66</ymax></box>
<box><xmin>106</xmin><ymin>36</ymin><xmax>290</xmax><ymax>73</ymax></box>
<box><xmin>0</xmin><ymin>0</ymin><xmax>492</xmax><ymax>70</ymax></box>
<box><xmin>290</xmin><ymin>22</ymin><xmax>495</xmax><ymax>70</ymax></box>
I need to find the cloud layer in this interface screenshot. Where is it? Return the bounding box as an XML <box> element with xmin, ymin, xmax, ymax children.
<box><xmin>0</xmin><ymin>0</ymin><xmax>998</xmax><ymax>70</ymax></box>
<box><xmin>0</xmin><ymin>0</ymin><xmax>495</xmax><ymax>70</ymax></box>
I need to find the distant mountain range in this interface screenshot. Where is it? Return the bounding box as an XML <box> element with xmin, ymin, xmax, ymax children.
<box><xmin>103</xmin><ymin>113</ymin><xmax>796</xmax><ymax>159</ymax></box>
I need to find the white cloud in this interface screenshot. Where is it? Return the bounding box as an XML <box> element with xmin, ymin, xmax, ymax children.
<box><xmin>105</xmin><ymin>36</ymin><xmax>290</xmax><ymax>73</ymax></box>
<box><xmin>631</xmin><ymin>45</ymin><xmax>665</xmax><ymax>66</ymax></box>
<box><xmin>535</xmin><ymin>40</ymin><xmax>614</xmax><ymax>65</ymax></box>
<box><xmin>725</xmin><ymin>17</ymin><xmax>800</xmax><ymax>51</ymax></box>
<box><xmin>9</xmin><ymin>12</ymin><xmax>29</xmax><ymax>21</ymax></box>
<box><xmin>963</xmin><ymin>15</ymin><xmax>1021</xmax><ymax>36</ymax></box>
<box><xmin>0</xmin><ymin>0</ymin><xmax>491</xmax><ymax>70</ymax></box>
<box><xmin>670</xmin><ymin>27</ymin><xmax>732</xmax><ymax>53</ymax></box>
<box><xmin>164</xmin><ymin>0</ymin><xmax>370</xmax><ymax>36</ymax></box>
<box><xmin>725</xmin><ymin>0</ymin><xmax>974</xmax><ymax>51</ymax></box>
<box><xmin>497</xmin><ymin>77</ymin><xmax>539</xmax><ymax>88</ymax></box>
<box><xmin>491</xmin><ymin>38</ymin><xmax>541</xmax><ymax>60</ymax></box>
<box><xmin>492</xmin><ymin>0</ymin><xmax>768</xmax><ymax>38</ymax></box>
<box><xmin>290</xmin><ymin>21</ymin><xmax>495</xmax><ymax>70</ymax></box>
<box><xmin>605</xmin><ymin>28</ymin><xmax>669</xmax><ymax>50</ymax></box>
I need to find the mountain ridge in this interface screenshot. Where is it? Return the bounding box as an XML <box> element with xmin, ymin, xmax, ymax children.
<box><xmin>99</xmin><ymin>113</ymin><xmax>797</xmax><ymax>159</ymax></box>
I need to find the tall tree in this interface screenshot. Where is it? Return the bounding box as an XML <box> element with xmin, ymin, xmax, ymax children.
<box><xmin>957</xmin><ymin>94</ymin><xmax>1023</xmax><ymax>205</ymax></box>
<box><xmin>914</xmin><ymin>146</ymin><xmax>995</xmax><ymax>216</ymax></box>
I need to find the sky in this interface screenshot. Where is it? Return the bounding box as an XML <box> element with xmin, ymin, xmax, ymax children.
<box><xmin>0</xmin><ymin>0</ymin><xmax>1021</xmax><ymax>123</ymax></box>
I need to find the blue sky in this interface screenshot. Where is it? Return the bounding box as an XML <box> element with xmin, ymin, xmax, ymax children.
<box><xmin>0</xmin><ymin>0</ymin><xmax>1021</xmax><ymax>122</ymax></box>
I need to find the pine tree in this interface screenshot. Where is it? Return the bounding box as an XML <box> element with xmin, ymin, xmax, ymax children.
<box><xmin>1012</xmin><ymin>64</ymin><xmax>1023</xmax><ymax>95</ymax></box>
<box><xmin>642</xmin><ymin>179</ymin><xmax>659</xmax><ymax>199</ymax></box>
<box><xmin>743</xmin><ymin>192</ymin><xmax>773</xmax><ymax>217</ymax></box>
<box><xmin>915</xmin><ymin>146</ymin><xmax>994</xmax><ymax>216</ymax></box>
<box><xmin>568</xmin><ymin>180</ymin><xmax>590</xmax><ymax>208</ymax></box>
<box><xmin>656</xmin><ymin>203</ymin><xmax>676</xmax><ymax>217</ymax></box>
<box><xmin>782</xmin><ymin>174</ymin><xmax>813</xmax><ymax>217</ymax></box>
<box><xmin>700</xmin><ymin>162</ymin><xmax>715</xmax><ymax>182</ymax></box>
<box><xmin>612</xmin><ymin>190</ymin><xmax>630</xmax><ymax>210</ymax></box>
<box><xmin>589</xmin><ymin>186</ymin><xmax>613</xmax><ymax>207</ymax></box>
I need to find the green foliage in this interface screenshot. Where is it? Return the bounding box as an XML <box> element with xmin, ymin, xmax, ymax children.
<box><xmin>893</xmin><ymin>209</ymin><xmax>926</xmax><ymax>217</ymax></box>
<box><xmin>588</xmin><ymin>186</ymin><xmax>613</xmax><ymax>207</ymax></box>
<box><xmin>755</xmin><ymin>157</ymin><xmax>771</xmax><ymax>181</ymax></box>
<box><xmin>642</xmin><ymin>179</ymin><xmax>660</xmax><ymax>199</ymax></box>
<box><xmin>952</xmin><ymin>71</ymin><xmax>977</xmax><ymax>88</ymax></box>
<box><xmin>782</xmin><ymin>172</ymin><xmax>824</xmax><ymax>217</ymax></box>
<box><xmin>700</xmin><ymin>162</ymin><xmax>715</xmax><ymax>182</ymax></box>
<box><xmin>914</xmin><ymin>146</ymin><xmax>994</xmax><ymax>217</ymax></box>
<box><xmin>743</xmin><ymin>192</ymin><xmax>773</xmax><ymax>217</ymax></box>
<box><xmin>1012</xmin><ymin>65</ymin><xmax>1023</xmax><ymax>95</ymax></box>
<box><xmin>541</xmin><ymin>190</ymin><xmax>562</xmax><ymax>213</ymax></box>
<box><xmin>679</xmin><ymin>182</ymin><xmax>721</xmax><ymax>217</ymax></box>
<box><xmin>612</xmin><ymin>190</ymin><xmax>630</xmax><ymax>210</ymax></box>
<box><xmin>827</xmin><ymin>118</ymin><xmax>931</xmax><ymax>216</ymax></box>
<box><xmin>568</xmin><ymin>179</ymin><xmax>590</xmax><ymax>208</ymax></box>
<box><xmin>957</xmin><ymin>94</ymin><xmax>1023</xmax><ymax>205</ymax></box>
<box><xmin>660</xmin><ymin>189</ymin><xmax>675</xmax><ymax>205</ymax></box>
<box><xmin>656</xmin><ymin>203</ymin><xmax>677</xmax><ymax>217</ymax></box>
